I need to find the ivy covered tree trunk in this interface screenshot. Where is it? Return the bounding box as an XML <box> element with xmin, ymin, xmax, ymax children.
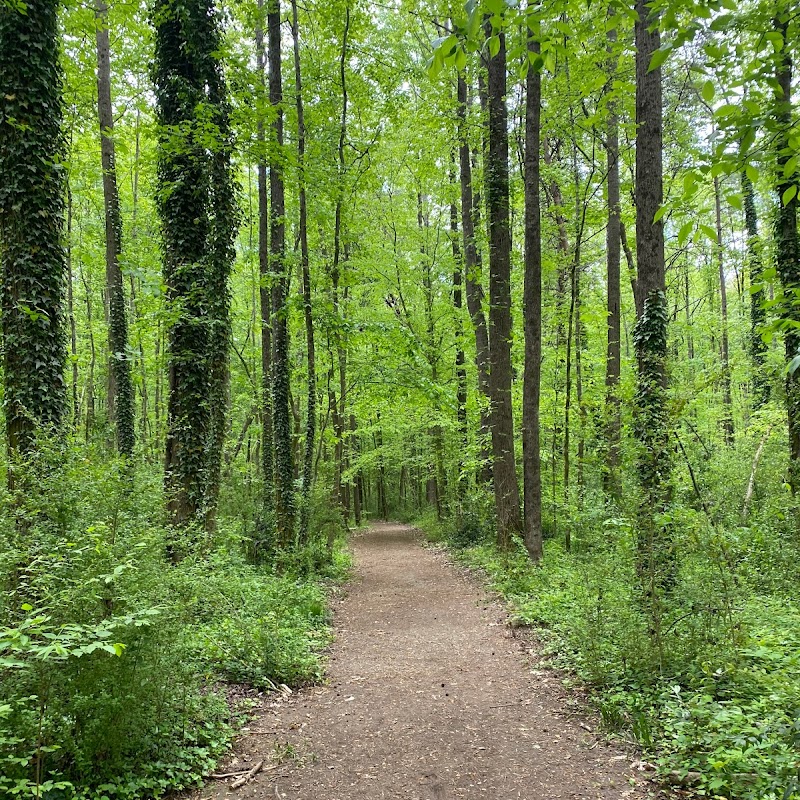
<box><xmin>0</xmin><ymin>0</ymin><xmax>67</xmax><ymax>466</ymax></box>
<box><xmin>255</xmin><ymin>1</ymin><xmax>274</xmax><ymax>531</ymax></box>
<box><xmin>292</xmin><ymin>0</ymin><xmax>316</xmax><ymax>543</ymax></box>
<box><xmin>154</xmin><ymin>0</ymin><xmax>237</xmax><ymax>531</ymax></box>
<box><xmin>522</xmin><ymin>33</ymin><xmax>543</xmax><ymax>562</ymax></box>
<box><xmin>94</xmin><ymin>0</ymin><xmax>135</xmax><ymax>458</ymax></box>
<box><xmin>772</xmin><ymin>10</ymin><xmax>800</xmax><ymax>493</ymax></box>
<box><xmin>485</xmin><ymin>27</ymin><xmax>522</xmax><ymax>549</ymax></box>
<box><xmin>268</xmin><ymin>0</ymin><xmax>296</xmax><ymax>544</ymax></box>
<box><xmin>633</xmin><ymin>0</ymin><xmax>673</xmax><ymax>622</ymax></box>
<box><xmin>742</xmin><ymin>169</ymin><xmax>769</xmax><ymax>408</ymax></box>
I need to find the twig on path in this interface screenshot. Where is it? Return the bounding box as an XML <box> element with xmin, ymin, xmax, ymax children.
<box><xmin>211</xmin><ymin>770</ymin><xmax>249</xmax><ymax>779</ymax></box>
<box><xmin>231</xmin><ymin>760</ymin><xmax>265</xmax><ymax>789</ymax></box>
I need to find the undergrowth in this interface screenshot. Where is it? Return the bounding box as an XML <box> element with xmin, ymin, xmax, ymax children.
<box><xmin>0</xmin><ymin>444</ymin><xmax>350</xmax><ymax>799</ymax></box>
<box><xmin>415</xmin><ymin>471</ymin><xmax>800</xmax><ymax>800</ymax></box>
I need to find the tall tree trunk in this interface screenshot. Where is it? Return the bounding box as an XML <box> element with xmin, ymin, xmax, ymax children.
<box><xmin>0</xmin><ymin>0</ymin><xmax>67</xmax><ymax>468</ymax></box>
<box><xmin>634</xmin><ymin>0</ymin><xmax>673</xmax><ymax>626</ymax></box>
<box><xmin>450</xmin><ymin>188</ymin><xmax>468</xmax><ymax>496</ymax></box>
<box><xmin>522</xmin><ymin>34</ymin><xmax>543</xmax><ymax>561</ymax></box>
<box><xmin>485</xmin><ymin>26</ymin><xmax>522</xmax><ymax>548</ymax></box>
<box><xmin>457</xmin><ymin>75</ymin><xmax>492</xmax><ymax>485</ymax></box>
<box><xmin>155</xmin><ymin>0</ymin><xmax>236</xmax><ymax>532</ymax></box>
<box><xmin>713</xmin><ymin>173</ymin><xmax>734</xmax><ymax>445</ymax></box>
<box><xmin>292</xmin><ymin>0</ymin><xmax>316</xmax><ymax>543</ymax></box>
<box><xmin>268</xmin><ymin>0</ymin><xmax>295</xmax><ymax>543</ymax></box>
<box><xmin>67</xmin><ymin>186</ymin><xmax>79</xmax><ymax>428</ymax></box>
<box><xmin>772</xmin><ymin>10</ymin><xmax>800</xmax><ymax>492</ymax></box>
<box><xmin>742</xmin><ymin>169</ymin><xmax>768</xmax><ymax>408</ymax></box>
<box><xmin>256</xmin><ymin>3</ymin><xmax>274</xmax><ymax>523</ymax></box>
<box><xmin>331</xmin><ymin>6</ymin><xmax>350</xmax><ymax>523</ymax></box>
<box><xmin>604</xmin><ymin>23</ymin><xmax>622</xmax><ymax>498</ymax></box>
<box><xmin>95</xmin><ymin>0</ymin><xmax>134</xmax><ymax>458</ymax></box>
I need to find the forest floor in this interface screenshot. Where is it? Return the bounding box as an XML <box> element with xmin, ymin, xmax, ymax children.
<box><xmin>193</xmin><ymin>522</ymin><xmax>667</xmax><ymax>800</ymax></box>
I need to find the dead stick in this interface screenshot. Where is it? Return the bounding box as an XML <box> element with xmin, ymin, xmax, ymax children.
<box><xmin>743</xmin><ymin>426</ymin><xmax>772</xmax><ymax>519</ymax></box>
<box><xmin>211</xmin><ymin>770</ymin><xmax>249</xmax><ymax>779</ymax></box>
<box><xmin>231</xmin><ymin>760</ymin><xmax>265</xmax><ymax>789</ymax></box>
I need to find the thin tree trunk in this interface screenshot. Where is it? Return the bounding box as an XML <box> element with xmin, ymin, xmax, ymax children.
<box><xmin>450</xmin><ymin>186</ymin><xmax>468</xmax><ymax>497</ymax></box>
<box><xmin>772</xmin><ymin>9</ymin><xmax>800</xmax><ymax>492</ymax></box>
<box><xmin>522</xmin><ymin>33</ymin><xmax>543</xmax><ymax>561</ymax></box>
<box><xmin>457</xmin><ymin>75</ymin><xmax>492</xmax><ymax>485</ymax></box>
<box><xmin>67</xmin><ymin>187</ymin><xmax>79</xmax><ymax>428</ymax></box>
<box><xmin>742</xmin><ymin>168</ymin><xmax>768</xmax><ymax>407</ymax></box>
<box><xmin>95</xmin><ymin>0</ymin><xmax>135</xmax><ymax>458</ymax></box>
<box><xmin>331</xmin><ymin>6</ymin><xmax>350</xmax><ymax>522</ymax></box>
<box><xmin>256</xmin><ymin>4</ymin><xmax>274</xmax><ymax>518</ymax></box>
<box><xmin>714</xmin><ymin>173</ymin><xmax>734</xmax><ymax>445</ymax></box>
<box><xmin>604</xmin><ymin>23</ymin><xmax>622</xmax><ymax>498</ymax></box>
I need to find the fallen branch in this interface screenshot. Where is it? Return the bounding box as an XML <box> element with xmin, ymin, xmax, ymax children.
<box><xmin>231</xmin><ymin>760</ymin><xmax>265</xmax><ymax>789</ymax></box>
<box><xmin>211</xmin><ymin>770</ymin><xmax>249</xmax><ymax>779</ymax></box>
<box><xmin>743</xmin><ymin>426</ymin><xmax>772</xmax><ymax>519</ymax></box>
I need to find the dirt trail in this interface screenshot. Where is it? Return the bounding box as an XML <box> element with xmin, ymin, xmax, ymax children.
<box><xmin>198</xmin><ymin>522</ymin><xmax>659</xmax><ymax>800</ymax></box>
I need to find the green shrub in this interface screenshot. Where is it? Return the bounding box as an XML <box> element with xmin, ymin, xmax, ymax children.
<box><xmin>0</xmin><ymin>443</ymin><xmax>341</xmax><ymax>799</ymax></box>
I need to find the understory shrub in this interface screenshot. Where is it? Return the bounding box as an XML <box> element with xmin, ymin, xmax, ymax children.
<box><xmin>0</xmin><ymin>443</ymin><xmax>343</xmax><ymax>799</ymax></box>
<box><xmin>418</xmin><ymin>480</ymin><xmax>800</xmax><ymax>800</ymax></box>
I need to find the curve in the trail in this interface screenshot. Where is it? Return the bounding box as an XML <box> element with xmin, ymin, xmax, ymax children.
<box><xmin>197</xmin><ymin>522</ymin><xmax>660</xmax><ymax>800</ymax></box>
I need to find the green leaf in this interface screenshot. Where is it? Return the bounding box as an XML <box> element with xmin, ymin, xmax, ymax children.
<box><xmin>648</xmin><ymin>46</ymin><xmax>671</xmax><ymax>73</ymax></box>
<box><xmin>678</xmin><ymin>221</ymin><xmax>694</xmax><ymax>246</ymax></box>
<box><xmin>488</xmin><ymin>35</ymin><xmax>500</xmax><ymax>59</ymax></box>
<box><xmin>746</xmin><ymin>164</ymin><xmax>759</xmax><ymax>184</ymax></box>
<box><xmin>783</xmin><ymin>185</ymin><xmax>798</xmax><ymax>206</ymax></box>
<box><xmin>701</xmin><ymin>80</ymin><xmax>715</xmax><ymax>103</ymax></box>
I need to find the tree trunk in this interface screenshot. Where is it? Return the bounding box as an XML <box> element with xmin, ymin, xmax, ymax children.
<box><xmin>634</xmin><ymin>0</ymin><xmax>674</xmax><ymax>622</ymax></box>
<box><xmin>457</xmin><ymin>76</ymin><xmax>492</xmax><ymax>485</ymax></box>
<box><xmin>485</xmin><ymin>26</ymin><xmax>522</xmax><ymax>548</ymax></box>
<box><xmin>713</xmin><ymin>173</ymin><xmax>734</xmax><ymax>445</ymax></box>
<box><xmin>155</xmin><ymin>0</ymin><xmax>236</xmax><ymax>533</ymax></box>
<box><xmin>522</xmin><ymin>35</ymin><xmax>543</xmax><ymax>562</ymax></box>
<box><xmin>772</xmin><ymin>10</ymin><xmax>800</xmax><ymax>492</ymax></box>
<box><xmin>331</xmin><ymin>6</ymin><xmax>350</xmax><ymax>523</ymax></box>
<box><xmin>292</xmin><ymin>0</ymin><xmax>316</xmax><ymax>543</ymax></box>
<box><xmin>256</xmin><ymin>4</ymin><xmax>274</xmax><ymax>522</ymax></box>
<box><xmin>94</xmin><ymin>0</ymin><xmax>135</xmax><ymax>458</ymax></box>
<box><xmin>742</xmin><ymin>169</ymin><xmax>768</xmax><ymax>408</ymax></box>
<box><xmin>268</xmin><ymin>0</ymin><xmax>295</xmax><ymax>543</ymax></box>
<box><xmin>604</xmin><ymin>23</ymin><xmax>622</xmax><ymax>498</ymax></box>
<box><xmin>450</xmin><ymin>188</ymin><xmax>468</xmax><ymax>497</ymax></box>
<box><xmin>0</xmin><ymin>0</ymin><xmax>67</xmax><ymax>467</ymax></box>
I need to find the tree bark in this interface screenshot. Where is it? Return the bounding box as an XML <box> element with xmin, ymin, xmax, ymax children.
<box><xmin>485</xmin><ymin>26</ymin><xmax>522</xmax><ymax>548</ymax></box>
<box><xmin>457</xmin><ymin>75</ymin><xmax>492</xmax><ymax>485</ymax></box>
<box><xmin>634</xmin><ymin>0</ymin><xmax>674</xmax><ymax>615</ymax></box>
<box><xmin>772</xmin><ymin>10</ymin><xmax>800</xmax><ymax>492</ymax></box>
<box><xmin>292</xmin><ymin>0</ymin><xmax>316</xmax><ymax>543</ymax></box>
<box><xmin>522</xmin><ymin>34</ymin><xmax>543</xmax><ymax>561</ymax></box>
<box><xmin>713</xmin><ymin>173</ymin><xmax>734</xmax><ymax>445</ymax></box>
<box><xmin>604</xmin><ymin>23</ymin><xmax>622</xmax><ymax>498</ymax></box>
<box><xmin>0</xmin><ymin>0</ymin><xmax>67</xmax><ymax>466</ymax></box>
<box><xmin>742</xmin><ymin>169</ymin><xmax>768</xmax><ymax>407</ymax></box>
<box><xmin>268</xmin><ymin>0</ymin><xmax>295</xmax><ymax>543</ymax></box>
<box><xmin>94</xmin><ymin>0</ymin><xmax>135</xmax><ymax>458</ymax></box>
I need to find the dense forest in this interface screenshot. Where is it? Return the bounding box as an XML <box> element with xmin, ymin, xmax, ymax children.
<box><xmin>0</xmin><ymin>0</ymin><xmax>798</xmax><ymax>796</ymax></box>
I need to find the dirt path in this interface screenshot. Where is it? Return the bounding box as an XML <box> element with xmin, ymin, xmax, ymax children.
<box><xmin>198</xmin><ymin>522</ymin><xmax>660</xmax><ymax>799</ymax></box>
